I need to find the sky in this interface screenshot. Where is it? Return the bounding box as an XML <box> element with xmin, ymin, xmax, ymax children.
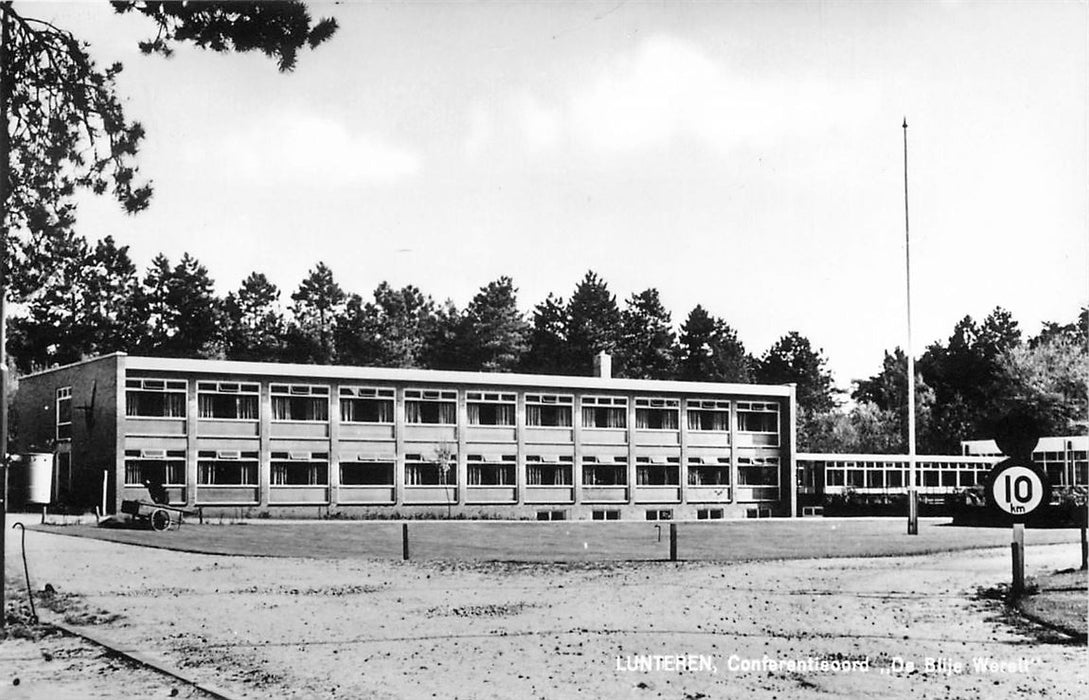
<box><xmin>29</xmin><ymin>1</ymin><xmax>1089</xmax><ymax>389</ymax></box>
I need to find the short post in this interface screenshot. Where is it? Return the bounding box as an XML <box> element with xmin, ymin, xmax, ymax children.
<box><xmin>669</xmin><ymin>523</ymin><xmax>678</xmax><ymax>562</ymax></box>
<box><xmin>1080</xmin><ymin>523</ymin><xmax>1086</xmax><ymax>571</ymax></box>
<box><xmin>402</xmin><ymin>523</ymin><xmax>410</xmax><ymax>561</ymax></box>
<box><xmin>1011</xmin><ymin>522</ymin><xmax>1025</xmax><ymax>595</ymax></box>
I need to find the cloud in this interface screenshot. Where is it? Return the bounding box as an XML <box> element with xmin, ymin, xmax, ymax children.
<box><xmin>463</xmin><ymin>35</ymin><xmax>877</xmax><ymax>163</ymax></box>
<box><xmin>193</xmin><ymin>112</ymin><xmax>421</xmax><ymax>186</ymax></box>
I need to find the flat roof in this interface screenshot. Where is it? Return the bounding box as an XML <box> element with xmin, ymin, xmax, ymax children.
<box><xmin>42</xmin><ymin>354</ymin><xmax>796</xmax><ymax>398</ymax></box>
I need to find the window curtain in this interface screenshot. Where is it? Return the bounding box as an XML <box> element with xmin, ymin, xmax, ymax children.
<box><xmin>495</xmin><ymin>404</ymin><xmax>514</xmax><ymax>425</ymax></box>
<box><xmin>467</xmin><ymin>404</ymin><xmax>482</xmax><ymax>425</ymax></box>
<box><xmin>198</xmin><ymin>395</ymin><xmax>214</xmax><ymax>418</ymax></box>
<box><xmin>405</xmin><ymin>401</ymin><xmax>423</xmax><ymax>424</ymax></box>
<box><xmin>526</xmin><ymin>405</ymin><xmax>542</xmax><ymax>426</ymax></box>
<box><xmin>438</xmin><ymin>402</ymin><xmax>456</xmax><ymax>424</ymax></box>
<box><xmin>555</xmin><ymin>407</ymin><xmax>573</xmax><ymax>427</ymax></box>
<box><xmin>272</xmin><ymin>397</ymin><xmax>291</xmax><ymax>420</ymax></box>
<box><xmin>581</xmin><ymin>407</ymin><xmax>597</xmax><ymax>427</ymax></box>
<box><xmin>164</xmin><ymin>393</ymin><xmax>186</xmax><ymax>418</ymax></box>
<box><xmin>307</xmin><ymin>399</ymin><xmax>329</xmax><ymax>422</ymax></box>
<box><xmin>126</xmin><ymin>393</ymin><xmax>139</xmax><ymax>417</ymax></box>
<box><xmin>236</xmin><ymin>396</ymin><xmax>258</xmax><ymax>420</ymax></box>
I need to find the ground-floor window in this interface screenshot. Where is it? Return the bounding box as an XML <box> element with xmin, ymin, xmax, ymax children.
<box><xmin>197</xmin><ymin>451</ymin><xmax>258</xmax><ymax>485</ymax></box>
<box><xmin>697</xmin><ymin>508</ymin><xmax>724</xmax><ymax>520</ymax></box>
<box><xmin>592</xmin><ymin>509</ymin><xmax>621</xmax><ymax>520</ymax></box>
<box><xmin>467</xmin><ymin>455</ymin><xmax>515</xmax><ymax>485</ymax></box>
<box><xmin>525</xmin><ymin>456</ymin><xmax>572</xmax><ymax>486</ymax></box>
<box><xmin>582</xmin><ymin>457</ymin><xmax>627</xmax><ymax>486</ymax></box>
<box><xmin>340</xmin><ymin>460</ymin><xmax>395</xmax><ymax>485</ymax></box>
<box><xmin>738</xmin><ymin>455</ymin><xmax>779</xmax><ymax>486</ymax></box>
<box><xmin>645</xmin><ymin>509</ymin><xmax>673</xmax><ymax>521</ymax></box>
<box><xmin>124</xmin><ymin>450</ymin><xmax>186</xmax><ymax>486</ymax></box>
<box><xmin>271</xmin><ymin>452</ymin><xmax>328</xmax><ymax>486</ymax></box>
<box><xmin>688</xmin><ymin>457</ymin><xmax>730</xmax><ymax>486</ymax></box>
<box><xmin>635</xmin><ymin>457</ymin><xmax>679</xmax><ymax>485</ymax></box>
<box><xmin>405</xmin><ymin>454</ymin><xmax>455</xmax><ymax>486</ymax></box>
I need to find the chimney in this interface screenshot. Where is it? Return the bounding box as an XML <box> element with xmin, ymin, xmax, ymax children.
<box><xmin>593</xmin><ymin>351</ymin><xmax>612</xmax><ymax>379</ymax></box>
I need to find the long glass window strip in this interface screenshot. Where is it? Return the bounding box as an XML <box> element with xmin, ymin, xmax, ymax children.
<box><xmin>687</xmin><ymin>456</ymin><xmax>731</xmax><ymax>486</ymax></box>
<box><xmin>737</xmin><ymin>455</ymin><xmax>780</xmax><ymax>486</ymax></box>
<box><xmin>197</xmin><ymin>382</ymin><xmax>259</xmax><ymax>420</ymax></box>
<box><xmin>126</xmin><ymin>378</ymin><xmax>187</xmax><ymax>417</ymax></box>
<box><xmin>270</xmin><ymin>384</ymin><xmax>329</xmax><ymax>422</ymax></box>
<box><xmin>581</xmin><ymin>396</ymin><xmax>627</xmax><ymax>429</ymax></box>
<box><xmin>525</xmin><ymin>456</ymin><xmax>573</xmax><ymax>486</ymax></box>
<box><xmin>467</xmin><ymin>455</ymin><xmax>516</xmax><ymax>485</ymax></box>
<box><xmin>525</xmin><ymin>394</ymin><xmax>573</xmax><ymax>427</ymax></box>
<box><xmin>736</xmin><ymin>402</ymin><xmax>779</xmax><ymax>433</ymax></box>
<box><xmin>123</xmin><ymin>449</ymin><xmax>186</xmax><ymax>485</ymax></box>
<box><xmin>340</xmin><ymin>460</ymin><xmax>395</xmax><ymax>486</ymax></box>
<box><xmin>635</xmin><ymin>397</ymin><xmax>679</xmax><ymax>430</ymax></box>
<box><xmin>270</xmin><ymin>451</ymin><xmax>329</xmax><ymax>485</ymax></box>
<box><xmin>466</xmin><ymin>392</ymin><xmax>516</xmax><ymax>426</ymax></box>
<box><xmin>197</xmin><ymin>450</ymin><xmax>258</xmax><ymax>485</ymax></box>
<box><xmin>686</xmin><ymin>399</ymin><xmax>730</xmax><ymax>432</ymax></box>
<box><xmin>582</xmin><ymin>456</ymin><xmax>628</xmax><ymax>486</ymax></box>
<box><xmin>635</xmin><ymin>456</ymin><xmax>680</xmax><ymax>485</ymax></box>
<box><xmin>56</xmin><ymin>386</ymin><xmax>72</xmax><ymax>440</ymax></box>
<box><xmin>340</xmin><ymin>386</ymin><xmax>395</xmax><ymax>423</ymax></box>
<box><xmin>404</xmin><ymin>389</ymin><xmax>457</xmax><ymax>425</ymax></box>
<box><xmin>404</xmin><ymin>453</ymin><xmax>455</xmax><ymax>486</ymax></box>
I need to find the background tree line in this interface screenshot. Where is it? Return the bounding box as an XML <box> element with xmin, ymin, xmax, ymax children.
<box><xmin>8</xmin><ymin>233</ymin><xmax>1086</xmax><ymax>454</ymax></box>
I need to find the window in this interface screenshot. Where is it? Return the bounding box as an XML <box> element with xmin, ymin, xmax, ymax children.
<box><xmin>404</xmin><ymin>389</ymin><xmax>457</xmax><ymax>425</ymax></box>
<box><xmin>737</xmin><ymin>402</ymin><xmax>779</xmax><ymax>438</ymax></box>
<box><xmin>270</xmin><ymin>384</ymin><xmax>329</xmax><ymax>422</ymax></box>
<box><xmin>56</xmin><ymin>387</ymin><xmax>72</xmax><ymax>440</ymax></box>
<box><xmin>688</xmin><ymin>456</ymin><xmax>730</xmax><ymax>486</ymax></box>
<box><xmin>536</xmin><ymin>510</ymin><xmax>566</xmax><ymax>521</ymax></box>
<box><xmin>468</xmin><ymin>455</ymin><xmax>515</xmax><ymax>485</ymax></box>
<box><xmin>270</xmin><ymin>452</ymin><xmax>328</xmax><ymax>485</ymax></box>
<box><xmin>124</xmin><ymin>449</ymin><xmax>185</xmax><ymax>486</ymax></box>
<box><xmin>697</xmin><ymin>508</ymin><xmax>724</xmax><ymax>520</ymax></box>
<box><xmin>582</xmin><ymin>456</ymin><xmax>627</xmax><ymax>486</ymax></box>
<box><xmin>826</xmin><ymin>468</ymin><xmax>845</xmax><ymax>487</ymax></box>
<box><xmin>197</xmin><ymin>382</ymin><xmax>259</xmax><ymax>420</ymax></box>
<box><xmin>635</xmin><ymin>398</ymin><xmax>679</xmax><ymax>430</ymax></box>
<box><xmin>687</xmin><ymin>399</ymin><xmax>730</xmax><ymax>432</ymax></box>
<box><xmin>645</xmin><ymin>509</ymin><xmax>673</xmax><ymax>521</ymax></box>
<box><xmin>923</xmin><ymin>470</ymin><xmax>940</xmax><ymax>487</ymax></box>
<box><xmin>197</xmin><ymin>450</ymin><xmax>258</xmax><ymax>485</ymax></box>
<box><xmin>636</xmin><ymin>456</ymin><xmax>679</xmax><ymax>485</ymax></box>
<box><xmin>581</xmin><ymin>396</ymin><xmax>627</xmax><ymax>429</ymax></box>
<box><xmin>592</xmin><ymin>509</ymin><xmax>621</xmax><ymax>520</ymax></box>
<box><xmin>886</xmin><ymin>469</ymin><xmax>904</xmax><ymax>488</ymax></box>
<box><xmin>404</xmin><ymin>453</ymin><xmax>455</xmax><ymax>486</ymax></box>
<box><xmin>846</xmin><ymin>467</ymin><xmax>865</xmax><ymax>488</ymax></box>
<box><xmin>340</xmin><ymin>459</ymin><xmax>395</xmax><ymax>486</ymax></box>
<box><xmin>340</xmin><ymin>387</ymin><xmax>394</xmax><ymax>423</ymax></box>
<box><xmin>126</xmin><ymin>378</ymin><xmax>187</xmax><ymax>417</ymax></box>
<box><xmin>738</xmin><ymin>455</ymin><xmax>779</xmax><ymax>486</ymax></box>
<box><xmin>941</xmin><ymin>470</ymin><xmax>957</xmax><ymax>487</ymax></box>
<box><xmin>865</xmin><ymin>468</ymin><xmax>885</xmax><ymax>489</ymax></box>
<box><xmin>55</xmin><ymin>452</ymin><xmax>73</xmax><ymax>499</ymax></box>
<box><xmin>525</xmin><ymin>394</ymin><xmax>573</xmax><ymax>427</ymax></box>
<box><xmin>525</xmin><ymin>456</ymin><xmax>573</xmax><ymax>486</ymax></box>
<box><xmin>467</xmin><ymin>392</ymin><xmax>515</xmax><ymax>426</ymax></box>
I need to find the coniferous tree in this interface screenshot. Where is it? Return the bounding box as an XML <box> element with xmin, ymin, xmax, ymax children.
<box><xmin>224</xmin><ymin>272</ymin><xmax>286</xmax><ymax>361</ymax></box>
<box><xmin>287</xmin><ymin>262</ymin><xmax>346</xmax><ymax>364</ymax></box>
<box><xmin>523</xmin><ymin>294</ymin><xmax>568</xmax><ymax>375</ymax></box>
<box><xmin>565</xmin><ymin>271</ymin><xmax>621</xmax><ymax>376</ymax></box>
<box><xmin>616</xmin><ymin>289</ymin><xmax>676</xmax><ymax>379</ymax></box>
<box><xmin>676</xmin><ymin>305</ymin><xmax>752</xmax><ymax>383</ymax></box>
<box><xmin>461</xmin><ymin>277</ymin><xmax>530</xmax><ymax>372</ymax></box>
<box><xmin>757</xmin><ymin>331</ymin><xmax>837</xmax><ymax>413</ymax></box>
<box><xmin>135</xmin><ymin>253</ymin><xmax>224</xmax><ymax>358</ymax></box>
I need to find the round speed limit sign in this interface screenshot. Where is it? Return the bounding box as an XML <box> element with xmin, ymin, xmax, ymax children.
<box><xmin>986</xmin><ymin>461</ymin><xmax>1050</xmax><ymax>519</ymax></box>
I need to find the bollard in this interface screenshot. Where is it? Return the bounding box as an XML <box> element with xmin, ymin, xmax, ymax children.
<box><xmin>1080</xmin><ymin>525</ymin><xmax>1087</xmax><ymax>571</ymax></box>
<box><xmin>669</xmin><ymin>523</ymin><xmax>678</xmax><ymax>562</ymax></box>
<box><xmin>402</xmin><ymin>523</ymin><xmax>410</xmax><ymax>561</ymax></box>
<box><xmin>1011</xmin><ymin>523</ymin><xmax>1025</xmax><ymax>595</ymax></box>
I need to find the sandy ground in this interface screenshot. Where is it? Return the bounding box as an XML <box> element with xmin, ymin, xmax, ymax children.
<box><xmin>3</xmin><ymin>520</ymin><xmax>1087</xmax><ymax>699</ymax></box>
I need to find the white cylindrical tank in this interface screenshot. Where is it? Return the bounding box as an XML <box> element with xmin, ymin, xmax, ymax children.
<box><xmin>23</xmin><ymin>452</ymin><xmax>54</xmax><ymax>504</ymax></box>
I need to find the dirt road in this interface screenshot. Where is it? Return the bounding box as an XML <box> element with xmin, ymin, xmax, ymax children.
<box><xmin>4</xmin><ymin>523</ymin><xmax>1087</xmax><ymax>699</ymax></box>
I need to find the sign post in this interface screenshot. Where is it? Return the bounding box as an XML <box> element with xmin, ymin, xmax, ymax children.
<box><xmin>986</xmin><ymin>459</ymin><xmax>1049</xmax><ymax>596</ymax></box>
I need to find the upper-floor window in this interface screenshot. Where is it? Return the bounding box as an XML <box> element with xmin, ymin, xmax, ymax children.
<box><xmin>737</xmin><ymin>402</ymin><xmax>779</xmax><ymax>433</ymax></box>
<box><xmin>197</xmin><ymin>382</ymin><xmax>259</xmax><ymax>420</ymax></box>
<box><xmin>581</xmin><ymin>396</ymin><xmax>627</xmax><ymax>429</ymax></box>
<box><xmin>126</xmin><ymin>379</ymin><xmax>187</xmax><ymax>418</ymax></box>
<box><xmin>56</xmin><ymin>387</ymin><xmax>72</xmax><ymax>440</ymax></box>
<box><xmin>197</xmin><ymin>450</ymin><xmax>259</xmax><ymax>485</ymax></box>
<box><xmin>270</xmin><ymin>384</ymin><xmax>329</xmax><ymax>422</ymax></box>
<box><xmin>404</xmin><ymin>389</ymin><xmax>457</xmax><ymax>425</ymax></box>
<box><xmin>340</xmin><ymin>386</ymin><xmax>394</xmax><ymax>423</ymax></box>
<box><xmin>525</xmin><ymin>394</ymin><xmax>573</xmax><ymax>427</ymax></box>
<box><xmin>687</xmin><ymin>399</ymin><xmax>730</xmax><ymax>432</ymax></box>
<box><xmin>466</xmin><ymin>392</ymin><xmax>516</xmax><ymax>426</ymax></box>
<box><xmin>635</xmin><ymin>397</ymin><xmax>679</xmax><ymax>430</ymax></box>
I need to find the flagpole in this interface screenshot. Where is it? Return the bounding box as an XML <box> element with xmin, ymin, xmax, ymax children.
<box><xmin>903</xmin><ymin>117</ymin><xmax>918</xmax><ymax>536</ymax></box>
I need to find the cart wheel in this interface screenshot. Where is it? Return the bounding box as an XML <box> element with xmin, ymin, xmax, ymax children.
<box><xmin>150</xmin><ymin>509</ymin><xmax>172</xmax><ymax>532</ymax></box>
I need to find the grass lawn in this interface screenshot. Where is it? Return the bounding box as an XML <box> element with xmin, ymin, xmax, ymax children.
<box><xmin>31</xmin><ymin>518</ymin><xmax>1084</xmax><ymax>562</ymax></box>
